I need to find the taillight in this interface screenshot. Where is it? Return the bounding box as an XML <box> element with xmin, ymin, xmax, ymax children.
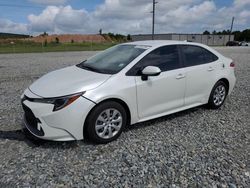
<box><xmin>230</xmin><ymin>61</ymin><xmax>235</xmax><ymax>67</ymax></box>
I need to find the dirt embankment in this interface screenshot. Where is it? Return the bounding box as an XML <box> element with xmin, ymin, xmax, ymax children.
<box><xmin>27</xmin><ymin>34</ymin><xmax>109</xmax><ymax>43</ymax></box>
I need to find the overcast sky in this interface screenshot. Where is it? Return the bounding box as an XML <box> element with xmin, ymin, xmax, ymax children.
<box><xmin>0</xmin><ymin>0</ymin><xmax>250</xmax><ymax>35</ymax></box>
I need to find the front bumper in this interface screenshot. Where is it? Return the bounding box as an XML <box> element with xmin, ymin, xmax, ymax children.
<box><xmin>21</xmin><ymin>89</ymin><xmax>95</xmax><ymax>141</ymax></box>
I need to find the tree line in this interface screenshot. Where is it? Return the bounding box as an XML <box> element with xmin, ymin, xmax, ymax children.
<box><xmin>0</xmin><ymin>32</ymin><xmax>31</xmax><ymax>39</ymax></box>
<box><xmin>203</xmin><ymin>29</ymin><xmax>250</xmax><ymax>41</ymax></box>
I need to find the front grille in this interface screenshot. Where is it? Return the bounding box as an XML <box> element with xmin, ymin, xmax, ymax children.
<box><xmin>22</xmin><ymin>102</ymin><xmax>44</xmax><ymax>136</ymax></box>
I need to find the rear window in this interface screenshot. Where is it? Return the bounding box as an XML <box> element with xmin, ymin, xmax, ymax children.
<box><xmin>181</xmin><ymin>45</ymin><xmax>218</xmax><ymax>67</ymax></box>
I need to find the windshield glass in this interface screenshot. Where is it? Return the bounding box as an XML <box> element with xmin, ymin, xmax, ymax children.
<box><xmin>76</xmin><ymin>44</ymin><xmax>147</xmax><ymax>74</ymax></box>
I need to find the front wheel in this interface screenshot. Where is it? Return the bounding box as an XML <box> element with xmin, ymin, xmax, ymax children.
<box><xmin>85</xmin><ymin>101</ymin><xmax>127</xmax><ymax>144</ymax></box>
<box><xmin>207</xmin><ymin>81</ymin><xmax>228</xmax><ymax>109</ymax></box>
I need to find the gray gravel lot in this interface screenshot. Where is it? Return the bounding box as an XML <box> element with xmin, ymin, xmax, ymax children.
<box><xmin>0</xmin><ymin>47</ymin><xmax>249</xmax><ymax>187</ymax></box>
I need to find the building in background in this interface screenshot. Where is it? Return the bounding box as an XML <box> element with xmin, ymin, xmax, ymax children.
<box><xmin>131</xmin><ymin>34</ymin><xmax>234</xmax><ymax>46</ymax></box>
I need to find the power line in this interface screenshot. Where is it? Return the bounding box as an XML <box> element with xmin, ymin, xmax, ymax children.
<box><xmin>0</xmin><ymin>3</ymin><xmax>44</xmax><ymax>9</ymax></box>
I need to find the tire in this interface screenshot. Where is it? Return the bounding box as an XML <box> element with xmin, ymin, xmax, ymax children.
<box><xmin>207</xmin><ymin>81</ymin><xmax>228</xmax><ymax>109</ymax></box>
<box><xmin>85</xmin><ymin>101</ymin><xmax>127</xmax><ymax>144</ymax></box>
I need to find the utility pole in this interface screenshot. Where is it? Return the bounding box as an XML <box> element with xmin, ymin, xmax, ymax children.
<box><xmin>229</xmin><ymin>16</ymin><xmax>234</xmax><ymax>41</ymax></box>
<box><xmin>152</xmin><ymin>0</ymin><xmax>157</xmax><ymax>40</ymax></box>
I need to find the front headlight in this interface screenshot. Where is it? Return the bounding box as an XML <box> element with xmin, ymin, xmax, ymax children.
<box><xmin>52</xmin><ymin>93</ymin><xmax>83</xmax><ymax>111</ymax></box>
<box><xmin>32</xmin><ymin>92</ymin><xmax>84</xmax><ymax>111</ymax></box>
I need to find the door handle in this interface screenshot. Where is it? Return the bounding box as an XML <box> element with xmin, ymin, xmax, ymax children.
<box><xmin>207</xmin><ymin>67</ymin><xmax>214</xmax><ymax>71</ymax></box>
<box><xmin>176</xmin><ymin>74</ymin><xmax>185</xmax><ymax>79</ymax></box>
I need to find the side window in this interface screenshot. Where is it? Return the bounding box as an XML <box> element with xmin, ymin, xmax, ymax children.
<box><xmin>181</xmin><ymin>45</ymin><xmax>218</xmax><ymax>67</ymax></box>
<box><xmin>127</xmin><ymin>45</ymin><xmax>181</xmax><ymax>75</ymax></box>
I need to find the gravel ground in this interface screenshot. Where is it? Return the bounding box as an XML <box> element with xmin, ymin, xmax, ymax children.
<box><xmin>0</xmin><ymin>47</ymin><xmax>249</xmax><ymax>187</ymax></box>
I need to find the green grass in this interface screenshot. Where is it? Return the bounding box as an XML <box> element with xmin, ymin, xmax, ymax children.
<box><xmin>0</xmin><ymin>41</ymin><xmax>117</xmax><ymax>54</ymax></box>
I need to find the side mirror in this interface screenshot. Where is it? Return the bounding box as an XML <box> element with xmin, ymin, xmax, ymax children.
<box><xmin>141</xmin><ymin>66</ymin><xmax>161</xmax><ymax>81</ymax></box>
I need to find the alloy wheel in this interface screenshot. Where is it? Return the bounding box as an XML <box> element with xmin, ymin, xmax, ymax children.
<box><xmin>95</xmin><ymin>108</ymin><xmax>123</xmax><ymax>139</ymax></box>
<box><xmin>213</xmin><ymin>85</ymin><xmax>226</xmax><ymax>106</ymax></box>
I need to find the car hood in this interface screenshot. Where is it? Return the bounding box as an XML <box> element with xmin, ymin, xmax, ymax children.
<box><xmin>29</xmin><ymin>65</ymin><xmax>111</xmax><ymax>98</ymax></box>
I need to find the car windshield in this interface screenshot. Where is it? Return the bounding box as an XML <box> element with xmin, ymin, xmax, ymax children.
<box><xmin>76</xmin><ymin>44</ymin><xmax>147</xmax><ymax>74</ymax></box>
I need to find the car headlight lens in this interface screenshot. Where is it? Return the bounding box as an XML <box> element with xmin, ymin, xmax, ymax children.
<box><xmin>31</xmin><ymin>92</ymin><xmax>84</xmax><ymax>111</ymax></box>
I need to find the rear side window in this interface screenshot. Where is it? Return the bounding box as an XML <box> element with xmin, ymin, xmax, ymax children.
<box><xmin>127</xmin><ymin>45</ymin><xmax>181</xmax><ymax>75</ymax></box>
<box><xmin>181</xmin><ymin>45</ymin><xmax>218</xmax><ymax>67</ymax></box>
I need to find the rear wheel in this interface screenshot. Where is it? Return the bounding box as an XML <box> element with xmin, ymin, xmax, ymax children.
<box><xmin>207</xmin><ymin>81</ymin><xmax>228</xmax><ymax>109</ymax></box>
<box><xmin>85</xmin><ymin>101</ymin><xmax>127</xmax><ymax>144</ymax></box>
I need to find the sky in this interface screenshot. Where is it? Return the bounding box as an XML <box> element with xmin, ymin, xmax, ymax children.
<box><xmin>0</xmin><ymin>0</ymin><xmax>250</xmax><ymax>36</ymax></box>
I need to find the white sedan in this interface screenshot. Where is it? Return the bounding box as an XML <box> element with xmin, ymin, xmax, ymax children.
<box><xmin>21</xmin><ymin>40</ymin><xmax>236</xmax><ymax>143</ymax></box>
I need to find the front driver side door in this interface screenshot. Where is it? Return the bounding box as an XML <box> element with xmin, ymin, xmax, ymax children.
<box><xmin>127</xmin><ymin>45</ymin><xmax>186</xmax><ymax>119</ymax></box>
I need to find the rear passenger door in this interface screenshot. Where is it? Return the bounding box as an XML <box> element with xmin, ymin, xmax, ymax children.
<box><xmin>180</xmin><ymin>45</ymin><xmax>219</xmax><ymax>106</ymax></box>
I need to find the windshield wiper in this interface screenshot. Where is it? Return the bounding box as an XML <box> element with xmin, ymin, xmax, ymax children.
<box><xmin>76</xmin><ymin>63</ymin><xmax>104</xmax><ymax>73</ymax></box>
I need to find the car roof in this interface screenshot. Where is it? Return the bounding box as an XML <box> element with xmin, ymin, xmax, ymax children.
<box><xmin>123</xmin><ymin>40</ymin><xmax>223</xmax><ymax>58</ymax></box>
<box><xmin>124</xmin><ymin>40</ymin><xmax>205</xmax><ymax>48</ymax></box>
